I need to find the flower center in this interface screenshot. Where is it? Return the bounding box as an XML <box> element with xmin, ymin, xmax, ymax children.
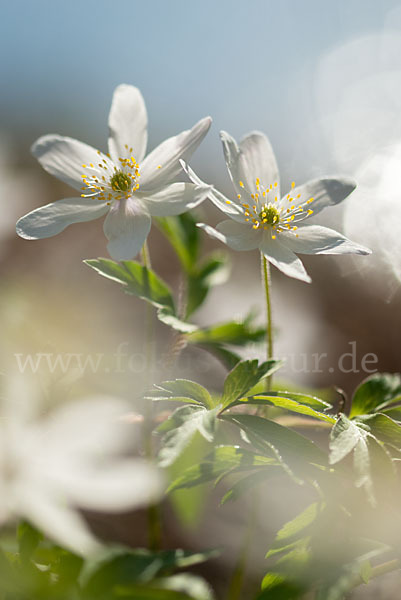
<box><xmin>80</xmin><ymin>148</ymin><xmax>140</xmax><ymax>204</ymax></box>
<box><xmin>231</xmin><ymin>177</ymin><xmax>315</xmax><ymax>240</ymax></box>
<box><xmin>259</xmin><ymin>203</ymin><xmax>280</xmax><ymax>225</ymax></box>
<box><xmin>110</xmin><ymin>170</ymin><xmax>132</xmax><ymax>192</ymax></box>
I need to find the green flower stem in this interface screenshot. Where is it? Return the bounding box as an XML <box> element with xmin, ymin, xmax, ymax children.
<box><xmin>350</xmin><ymin>559</ymin><xmax>400</xmax><ymax>592</ymax></box>
<box><xmin>141</xmin><ymin>242</ymin><xmax>162</xmax><ymax>551</ymax></box>
<box><xmin>141</xmin><ymin>240</ymin><xmax>152</xmax><ymax>271</ymax></box>
<box><xmin>261</xmin><ymin>253</ymin><xmax>273</xmax><ymax>391</ymax></box>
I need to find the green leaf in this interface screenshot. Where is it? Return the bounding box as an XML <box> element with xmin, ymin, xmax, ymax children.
<box><xmin>85</xmin><ymin>258</ymin><xmax>198</xmax><ymax>333</ymax></box>
<box><xmin>254</xmin><ymin>391</ymin><xmax>332</xmax><ymax>411</ymax></box>
<box><xmin>186</xmin><ymin>313</ymin><xmax>267</xmax><ymax>370</ymax></box>
<box><xmin>158</xmin><ymin>405</ymin><xmax>219</xmax><ymax>467</ymax></box>
<box><xmin>314</xmin><ymin>562</ymin><xmax>364</xmax><ymax>600</ymax></box>
<box><xmin>356</xmin><ymin>413</ymin><xmax>401</xmax><ymax>449</ymax></box>
<box><xmin>187</xmin><ymin>318</ymin><xmax>265</xmax><ymax>347</ymax></box>
<box><xmin>53</xmin><ymin>548</ymin><xmax>84</xmax><ymax>587</ymax></box>
<box><xmin>233</xmin><ymin>392</ymin><xmax>335</xmax><ymax>424</ymax></box>
<box><xmin>221</xmin><ymin>360</ymin><xmax>282</xmax><ymax>409</ymax></box>
<box><xmin>148</xmin><ymin>379</ymin><xmax>214</xmax><ymax>409</ymax></box>
<box><xmin>157</xmin><ymin>309</ymin><xmax>197</xmax><ymax>333</ymax></box>
<box><xmin>223</xmin><ymin>414</ymin><xmax>327</xmax><ymax>467</ymax></box>
<box><xmin>85</xmin><ymin>259</ymin><xmax>175</xmax><ymax>312</ymax></box>
<box><xmin>157</xmin><ymin>215</ymin><xmax>230</xmax><ymax>318</ymax></box>
<box><xmin>156</xmin><ymin>213</ymin><xmax>200</xmax><ymax>273</ymax></box>
<box><xmin>220</xmin><ymin>468</ymin><xmax>279</xmax><ymax>505</ymax></box>
<box><xmin>382</xmin><ymin>406</ymin><xmax>401</xmax><ymax>421</ymax></box>
<box><xmin>266</xmin><ymin>503</ymin><xmax>322</xmax><ymax>559</ymax></box>
<box><xmin>148</xmin><ymin>573</ymin><xmax>214</xmax><ymax>600</ymax></box>
<box><xmin>195</xmin><ymin>343</ymin><xmax>242</xmax><ymax>370</ymax></box>
<box><xmin>350</xmin><ymin>373</ymin><xmax>401</xmax><ymax>418</ymax></box>
<box><xmin>167</xmin><ymin>445</ymin><xmax>278</xmax><ymax>492</ymax></box>
<box><xmin>168</xmin><ymin>432</ymin><xmax>213</xmax><ymax>527</ymax></box>
<box><xmin>81</xmin><ymin>547</ymin><xmax>217</xmax><ymax>598</ymax></box>
<box><xmin>257</xmin><ymin>576</ymin><xmax>305</xmax><ymax>599</ymax></box>
<box><xmin>329</xmin><ymin>414</ymin><xmax>367</xmax><ymax>464</ymax></box>
<box><xmin>187</xmin><ymin>252</ymin><xmax>230</xmax><ymax>317</ymax></box>
<box><xmin>330</xmin><ymin>414</ymin><xmax>375</xmax><ymax>502</ymax></box>
<box><xmin>359</xmin><ymin>560</ymin><xmax>372</xmax><ymax>584</ymax></box>
<box><xmin>17</xmin><ymin>521</ymin><xmax>42</xmax><ymax>562</ymax></box>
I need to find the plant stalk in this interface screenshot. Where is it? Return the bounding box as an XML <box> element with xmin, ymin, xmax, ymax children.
<box><xmin>141</xmin><ymin>242</ymin><xmax>162</xmax><ymax>551</ymax></box>
<box><xmin>261</xmin><ymin>253</ymin><xmax>273</xmax><ymax>391</ymax></box>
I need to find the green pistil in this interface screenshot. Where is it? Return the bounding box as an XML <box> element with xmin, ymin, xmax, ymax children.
<box><xmin>259</xmin><ymin>204</ymin><xmax>280</xmax><ymax>225</ymax></box>
<box><xmin>110</xmin><ymin>170</ymin><xmax>131</xmax><ymax>192</ymax></box>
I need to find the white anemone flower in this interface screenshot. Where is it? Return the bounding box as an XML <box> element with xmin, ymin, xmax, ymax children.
<box><xmin>184</xmin><ymin>131</ymin><xmax>371</xmax><ymax>283</ymax></box>
<box><xmin>16</xmin><ymin>84</ymin><xmax>212</xmax><ymax>260</ymax></box>
<box><xmin>0</xmin><ymin>388</ymin><xmax>163</xmax><ymax>555</ymax></box>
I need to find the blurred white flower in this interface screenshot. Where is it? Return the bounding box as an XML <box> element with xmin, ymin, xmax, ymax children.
<box><xmin>343</xmin><ymin>142</ymin><xmax>401</xmax><ymax>288</ymax></box>
<box><xmin>16</xmin><ymin>84</ymin><xmax>211</xmax><ymax>260</ymax></box>
<box><xmin>184</xmin><ymin>131</ymin><xmax>370</xmax><ymax>283</ymax></box>
<box><xmin>0</xmin><ymin>384</ymin><xmax>163</xmax><ymax>555</ymax></box>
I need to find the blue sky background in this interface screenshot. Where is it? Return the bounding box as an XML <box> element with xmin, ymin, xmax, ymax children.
<box><xmin>2</xmin><ymin>0</ymin><xmax>401</xmax><ymax>186</ymax></box>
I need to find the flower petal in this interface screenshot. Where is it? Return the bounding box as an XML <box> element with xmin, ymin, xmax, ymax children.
<box><xmin>16</xmin><ymin>197</ymin><xmax>109</xmax><ymax>240</ymax></box>
<box><xmin>15</xmin><ymin>482</ymin><xmax>101</xmax><ymax>556</ymax></box>
<box><xmin>181</xmin><ymin>161</ymin><xmax>245</xmax><ymax>222</ymax></box>
<box><xmin>139</xmin><ymin>116</ymin><xmax>212</xmax><ymax>189</ymax></box>
<box><xmin>37</xmin><ymin>396</ymin><xmax>136</xmax><ymax>459</ymax></box>
<box><xmin>138</xmin><ymin>182</ymin><xmax>210</xmax><ymax>217</ymax></box>
<box><xmin>198</xmin><ymin>220</ymin><xmax>262</xmax><ymax>251</ymax></box>
<box><xmin>280</xmin><ymin>224</ymin><xmax>371</xmax><ymax>255</ymax></box>
<box><xmin>216</xmin><ymin>219</ymin><xmax>262</xmax><ymax>250</ymax></box>
<box><xmin>108</xmin><ymin>84</ymin><xmax>148</xmax><ymax>164</ymax></box>
<box><xmin>103</xmin><ymin>197</ymin><xmax>151</xmax><ymax>260</ymax></box>
<box><xmin>260</xmin><ymin>232</ymin><xmax>311</xmax><ymax>283</ymax></box>
<box><xmin>287</xmin><ymin>177</ymin><xmax>356</xmax><ymax>216</ymax></box>
<box><xmin>58</xmin><ymin>460</ymin><xmax>163</xmax><ymax>512</ymax></box>
<box><xmin>31</xmin><ymin>135</ymin><xmax>106</xmax><ymax>191</ymax></box>
<box><xmin>220</xmin><ymin>130</ymin><xmax>280</xmax><ymax>196</ymax></box>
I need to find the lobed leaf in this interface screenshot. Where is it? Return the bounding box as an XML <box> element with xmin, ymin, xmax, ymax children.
<box><xmin>85</xmin><ymin>259</ymin><xmax>175</xmax><ymax>310</ymax></box>
<box><xmin>356</xmin><ymin>413</ymin><xmax>401</xmax><ymax>449</ymax></box>
<box><xmin>220</xmin><ymin>468</ymin><xmax>279</xmax><ymax>505</ymax></box>
<box><xmin>223</xmin><ymin>414</ymin><xmax>327</xmax><ymax>467</ymax></box>
<box><xmin>187</xmin><ymin>318</ymin><xmax>265</xmax><ymax>347</ymax></box>
<box><xmin>157</xmin><ymin>405</ymin><xmax>219</xmax><ymax>467</ymax></box>
<box><xmin>350</xmin><ymin>373</ymin><xmax>401</xmax><ymax>418</ymax></box>
<box><xmin>149</xmin><ymin>379</ymin><xmax>214</xmax><ymax>409</ymax></box>
<box><xmin>81</xmin><ymin>548</ymin><xmax>216</xmax><ymax>599</ymax></box>
<box><xmin>232</xmin><ymin>392</ymin><xmax>335</xmax><ymax>424</ymax></box>
<box><xmin>156</xmin><ymin>213</ymin><xmax>200</xmax><ymax>273</ymax></box>
<box><xmin>221</xmin><ymin>360</ymin><xmax>282</xmax><ymax>409</ymax></box>
<box><xmin>167</xmin><ymin>445</ymin><xmax>278</xmax><ymax>492</ymax></box>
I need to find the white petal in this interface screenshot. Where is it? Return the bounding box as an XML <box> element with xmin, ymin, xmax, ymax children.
<box><xmin>220</xmin><ymin>130</ymin><xmax>280</xmax><ymax>196</ymax></box>
<box><xmin>139</xmin><ymin>116</ymin><xmax>212</xmax><ymax>189</ymax></box>
<box><xmin>58</xmin><ymin>460</ymin><xmax>164</xmax><ymax>512</ymax></box>
<box><xmin>287</xmin><ymin>177</ymin><xmax>356</xmax><ymax>216</ymax></box>
<box><xmin>198</xmin><ymin>220</ymin><xmax>262</xmax><ymax>251</ymax></box>
<box><xmin>181</xmin><ymin>161</ymin><xmax>245</xmax><ymax>222</ymax></box>
<box><xmin>108</xmin><ymin>84</ymin><xmax>148</xmax><ymax>164</ymax></box>
<box><xmin>16</xmin><ymin>197</ymin><xmax>109</xmax><ymax>240</ymax></box>
<box><xmin>31</xmin><ymin>135</ymin><xmax>106</xmax><ymax>191</ymax></box>
<box><xmin>216</xmin><ymin>219</ymin><xmax>262</xmax><ymax>250</ymax></box>
<box><xmin>103</xmin><ymin>197</ymin><xmax>151</xmax><ymax>260</ymax></box>
<box><xmin>15</xmin><ymin>483</ymin><xmax>100</xmax><ymax>556</ymax></box>
<box><xmin>280</xmin><ymin>224</ymin><xmax>371</xmax><ymax>255</ymax></box>
<box><xmin>260</xmin><ymin>232</ymin><xmax>311</xmax><ymax>283</ymax></box>
<box><xmin>139</xmin><ymin>182</ymin><xmax>210</xmax><ymax>216</ymax></box>
<box><xmin>37</xmin><ymin>396</ymin><xmax>135</xmax><ymax>460</ymax></box>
